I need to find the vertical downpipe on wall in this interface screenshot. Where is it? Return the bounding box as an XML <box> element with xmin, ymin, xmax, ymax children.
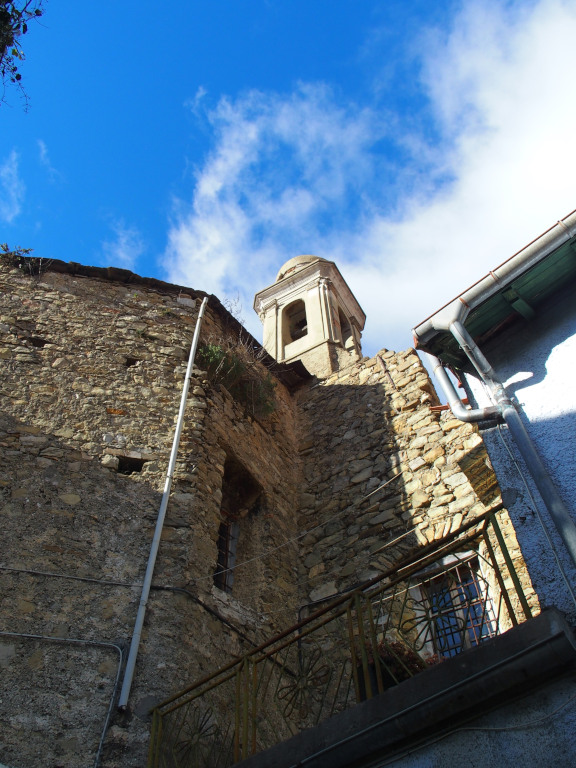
<box><xmin>448</xmin><ymin>319</ymin><xmax>576</xmax><ymax>572</ymax></box>
<box><xmin>117</xmin><ymin>296</ymin><xmax>209</xmax><ymax>711</ymax></box>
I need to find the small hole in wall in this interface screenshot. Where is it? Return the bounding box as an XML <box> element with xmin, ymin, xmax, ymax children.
<box><xmin>125</xmin><ymin>357</ymin><xmax>139</xmax><ymax>368</ymax></box>
<box><xmin>117</xmin><ymin>456</ymin><xmax>146</xmax><ymax>475</ymax></box>
<box><xmin>27</xmin><ymin>336</ymin><xmax>48</xmax><ymax>348</ymax></box>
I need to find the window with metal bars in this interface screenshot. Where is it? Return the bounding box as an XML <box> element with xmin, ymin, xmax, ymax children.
<box><xmin>213</xmin><ymin>517</ymin><xmax>240</xmax><ymax>593</ymax></box>
<box><xmin>212</xmin><ymin>455</ymin><xmax>261</xmax><ymax>595</ymax></box>
<box><xmin>423</xmin><ymin>556</ymin><xmax>497</xmax><ymax>658</ymax></box>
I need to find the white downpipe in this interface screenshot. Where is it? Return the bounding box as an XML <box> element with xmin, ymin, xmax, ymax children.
<box><xmin>429</xmin><ymin>355</ymin><xmax>501</xmax><ymax>423</ymax></box>
<box><xmin>448</xmin><ymin>318</ymin><xmax>576</xmax><ymax>573</ymax></box>
<box><xmin>118</xmin><ymin>296</ymin><xmax>209</xmax><ymax>711</ymax></box>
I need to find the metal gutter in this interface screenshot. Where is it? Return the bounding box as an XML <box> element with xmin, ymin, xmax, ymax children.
<box><xmin>412</xmin><ymin>208</ymin><xmax>576</xmax><ymax>347</ymax></box>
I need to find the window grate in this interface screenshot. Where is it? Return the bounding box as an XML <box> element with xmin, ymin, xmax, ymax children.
<box><xmin>423</xmin><ymin>557</ymin><xmax>497</xmax><ymax>658</ymax></box>
<box><xmin>213</xmin><ymin>518</ymin><xmax>240</xmax><ymax>593</ymax></box>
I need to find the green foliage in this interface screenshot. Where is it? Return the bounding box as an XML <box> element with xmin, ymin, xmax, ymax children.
<box><xmin>0</xmin><ymin>1</ymin><xmax>44</xmax><ymax>107</ymax></box>
<box><xmin>197</xmin><ymin>343</ymin><xmax>245</xmax><ymax>390</ymax></box>
<box><xmin>1</xmin><ymin>241</ymin><xmax>32</xmax><ymax>267</ymax></box>
<box><xmin>196</xmin><ymin>342</ymin><xmax>277</xmax><ymax>418</ymax></box>
<box><xmin>1</xmin><ymin>242</ymin><xmax>51</xmax><ymax>275</ymax></box>
<box><xmin>233</xmin><ymin>371</ymin><xmax>277</xmax><ymax>419</ymax></box>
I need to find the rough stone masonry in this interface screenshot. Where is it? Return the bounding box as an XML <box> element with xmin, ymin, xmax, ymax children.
<box><xmin>0</xmin><ymin>257</ymin><xmax>537</xmax><ymax>768</ymax></box>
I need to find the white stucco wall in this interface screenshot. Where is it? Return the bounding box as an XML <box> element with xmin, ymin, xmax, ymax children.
<box><xmin>463</xmin><ymin>287</ymin><xmax>576</xmax><ymax>622</ymax></box>
<box><xmin>388</xmin><ymin>672</ymin><xmax>576</xmax><ymax>768</ymax></box>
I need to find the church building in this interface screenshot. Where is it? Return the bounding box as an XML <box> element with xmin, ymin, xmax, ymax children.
<box><xmin>0</xmin><ymin>250</ymin><xmax>555</xmax><ymax>768</ymax></box>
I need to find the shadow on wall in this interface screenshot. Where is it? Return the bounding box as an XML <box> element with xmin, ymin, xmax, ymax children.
<box><xmin>0</xmin><ymin>410</ymin><xmax>165</xmax><ymax>768</ymax></box>
<box><xmin>468</xmin><ymin>288</ymin><xmax>576</xmax><ymax>620</ymax></box>
<box><xmin>0</xmin><ymin>409</ymin><xmax>272</xmax><ymax>768</ymax></box>
<box><xmin>479</xmin><ymin>412</ymin><xmax>576</xmax><ymax>625</ymax></box>
<box><xmin>296</xmin><ymin>381</ymin><xmax>415</xmax><ymax>610</ymax></box>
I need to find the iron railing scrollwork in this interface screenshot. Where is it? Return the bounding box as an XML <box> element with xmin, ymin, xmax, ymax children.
<box><xmin>148</xmin><ymin>505</ymin><xmax>535</xmax><ymax>768</ymax></box>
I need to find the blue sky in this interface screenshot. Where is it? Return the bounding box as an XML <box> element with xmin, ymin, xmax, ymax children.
<box><xmin>2</xmin><ymin>0</ymin><xmax>576</xmax><ymax>355</ymax></box>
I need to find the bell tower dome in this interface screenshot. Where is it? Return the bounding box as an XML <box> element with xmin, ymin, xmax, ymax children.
<box><xmin>253</xmin><ymin>255</ymin><xmax>366</xmax><ymax>377</ymax></box>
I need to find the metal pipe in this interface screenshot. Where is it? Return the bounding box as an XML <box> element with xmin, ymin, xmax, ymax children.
<box><xmin>449</xmin><ymin>320</ymin><xmax>510</xmax><ymax>403</ymax></box>
<box><xmin>500</xmin><ymin>404</ymin><xmax>576</xmax><ymax>567</ymax></box>
<box><xmin>118</xmin><ymin>295</ymin><xmax>209</xmax><ymax>711</ymax></box>
<box><xmin>430</xmin><ymin>355</ymin><xmax>501</xmax><ymax>423</ymax></box>
<box><xmin>0</xmin><ymin>630</ymin><xmax>123</xmax><ymax>768</ymax></box>
<box><xmin>448</xmin><ymin>319</ymin><xmax>576</xmax><ymax>572</ymax></box>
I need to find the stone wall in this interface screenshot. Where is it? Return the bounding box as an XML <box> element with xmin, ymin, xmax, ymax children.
<box><xmin>0</xmin><ymin>257</ymin><xmax>538</xmax><ymax>768</ymax></box>
<box><xmin>0</xmin><ymin>260</ymin><xmax>303</xmax><ymax>767</ymax></box>
<box><xmin>296</xmin><ymin>348</ymin><xmax>538</xmax><ymax>618</ymax></box>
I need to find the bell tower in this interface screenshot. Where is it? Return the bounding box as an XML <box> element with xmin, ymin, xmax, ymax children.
<box><xmin>254</xmin><ymin>255</ymin><xmax>366</xmax><ymax>378</ymax></box>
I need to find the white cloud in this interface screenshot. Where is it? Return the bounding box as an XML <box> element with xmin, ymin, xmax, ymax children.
<box><xmin>164</xmin><ymin>0</ymin><xmax>576</xmax><ymax>354</ymax></box>
<box><xmin>185</xmin><ymin>85</ymin><xmax>208</xmax><ymax>116</ymax></box>
<box><xmin>163</xmin><ymin>83</ymin><xmax>383</xmax><ymax>336</ymax></box>
<box><xmin>341</xmin><ymin>0</ymin><xmax>576</xmax><ymax>352</ymax></box>
<box><xmin>37</xmin><ymin>139</ymin><xmax>61</xmax><ymax>182</ymax></box>
<box><xmin>102</xmin><ymin>220</ymin><xmax>145</xmax><ymax>271</ymax></box>
<box><xmin>0</xmin><ymin>150</ymin><xmax>25</xmax><ymax>224</ymax></box>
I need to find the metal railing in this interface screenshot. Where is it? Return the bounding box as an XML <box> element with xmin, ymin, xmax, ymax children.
<box><xmin>147</xmin><ymin>505</ymin><xmax>534</xmax><ymax>768</ymax></box>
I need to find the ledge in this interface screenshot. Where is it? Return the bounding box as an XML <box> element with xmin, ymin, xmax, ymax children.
<box><xmin>236</xmin><ymin>608</ymin><xmax>576</xmax><ymax>768</ymax></box>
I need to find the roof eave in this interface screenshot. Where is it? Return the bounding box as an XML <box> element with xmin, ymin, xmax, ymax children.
<box><xmin>412</xmin><ymin>208</ymin><xmax>576</xmax><ymax>352</ymax></box>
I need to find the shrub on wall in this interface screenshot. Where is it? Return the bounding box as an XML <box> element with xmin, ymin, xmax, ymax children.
<box><xmin>196</xmin><ymin>342</ymin><xmax>276</xmax><ymax>418</ymax></box>
<box><xmin>0</xmin><ymin>245</ymin><xmax>52</xmax><ymax>276</ymax></box>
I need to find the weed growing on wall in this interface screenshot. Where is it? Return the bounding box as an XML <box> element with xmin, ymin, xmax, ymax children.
<box><xmin>0</xmin><ymin>244</ymin><xmax>52</xmax><ymax>276</ymax></box>
<box><xmin>197</xmin><ymin>340</ymin><xmax>276</xmax><ymax>418</ymax></box>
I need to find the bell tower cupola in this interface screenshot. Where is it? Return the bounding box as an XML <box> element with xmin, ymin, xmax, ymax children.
<box><xmin>253</xmin><ymin>255</ymin><xmax>366</xmax><ymax>377</ymax></box>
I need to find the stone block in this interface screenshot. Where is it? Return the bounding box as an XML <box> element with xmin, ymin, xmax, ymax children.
<box><xmin>423</xmin><ymin>445</ymin><xmax>444</xmax><ymax>463</ymax></box>
<box><xmin>442</xmin><ymin>419</ymin><xmax>463</xmax><ymax>432</ymax></box>
<box><xmin>444</xmin><ymin>472</ymin><xmax>468</xmax><ymax>489</ymax></box>
<box><xmin>411</xmin><ymin>489</ymin><xmax>431</xmax><ymax>509</ymax></box>
<box><xmin>58</xmin><ymin>493</ymin><xmax>82</xmax><ymax>505</ymax></box>
<box><xmin>309</xmin><ymin>581</ymin><xmax>338</xmax><ymax>602</ymax></box>
<box><xmin>351</xmin><ymin>467</ymin><xmax>373</xmax><ymax>484</ymax></box>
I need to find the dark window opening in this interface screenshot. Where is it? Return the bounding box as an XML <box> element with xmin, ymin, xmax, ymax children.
<box><xmin>213</xmin><ymin>456</ymin><xmax>262</xmax><ymax>593</ymax></box>
<box><xmin>338</xmin><ymin>309</ymin><xmax>354</xmax><ymax>349</ymax></box>
<box><xmin>284</xmin><ymin>300</ymin><xmax>308</xmax><ymax>343</ymax></box>
<box><xmin>213</xmin><ymin>518</ymin><xmax>240</xmax><ymax>593</ymax></box>
<box><xmin>125</xmin><ymin>357</ymin><xmax>139</xmax><ymax>368</ymax></box>
<box><xmin>117</xmin><ymin>456</ymin><xmax>146</xmax><ymax>475</ymax></box>
<box><xmin>422</xmin><ymin>557</ymin><xmax>497</xmax><ymax>658</ymax></box>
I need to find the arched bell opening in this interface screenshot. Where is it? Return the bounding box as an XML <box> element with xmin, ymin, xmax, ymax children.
<box><xmin>338</xmin><ymin>308</ymin><xmax>355</xmax><ymax>350</ymax></box>
<box><xmin>282</xmin><ymin>299</ymin><xmax>308</xmax><ymax>345</ymax></box>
